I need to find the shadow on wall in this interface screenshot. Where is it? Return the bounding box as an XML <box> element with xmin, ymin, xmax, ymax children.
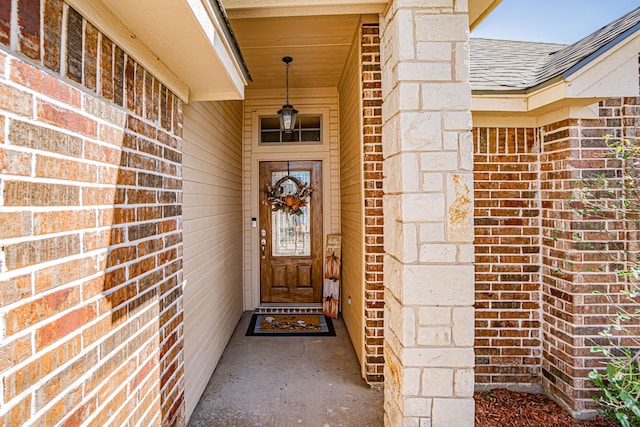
<box><xmin>0</xmin><ymin>3</ymin><xmax>184</xmax><ymax>425</ymax></box>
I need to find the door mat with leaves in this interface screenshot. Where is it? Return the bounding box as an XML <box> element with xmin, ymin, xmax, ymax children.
<box><xmin>246</xmin><ymin>313</ymin><xmax>335</xmax><ymax>336</ymax></box>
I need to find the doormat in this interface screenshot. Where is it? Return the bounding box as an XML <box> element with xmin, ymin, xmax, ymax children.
<box><xmin>246</xmin><ymin>313</ymin><xmax>335</xmax><ymax>336</ymax></box>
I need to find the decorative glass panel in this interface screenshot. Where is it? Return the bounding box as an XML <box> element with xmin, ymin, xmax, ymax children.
<box><xmin>260</xmin><ymin>115</ymin><xmax>322</xmax><ymax>144</ymax></box>
<box><xmin>271</xmin><ymin>170</ymin><xmax>311</xmax><ymax>257</ymax></box>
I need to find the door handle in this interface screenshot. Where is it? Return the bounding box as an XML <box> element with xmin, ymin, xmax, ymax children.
<box><xmin>260</xmin><ymin>238</ymin><xmax>266</xmax><ymax>259</ymax></box>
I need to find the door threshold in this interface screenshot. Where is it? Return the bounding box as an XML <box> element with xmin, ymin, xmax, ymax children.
<box><xmin>256</xmin><ymin>304</ymin><xmax>323</xmax><ymax>314</ymax></box>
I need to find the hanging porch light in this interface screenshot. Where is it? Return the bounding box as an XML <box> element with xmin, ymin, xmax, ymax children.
<box><xmin>277</xmin><ymin>56</ymin><xmax>298</xmax><ymax>134</ymax></box>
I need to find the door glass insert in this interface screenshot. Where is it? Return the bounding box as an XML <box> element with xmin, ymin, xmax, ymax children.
<box><xmin>271</xmin><ymin>170</ymin><xmax>311</xmax><ymax>257</ymax></box>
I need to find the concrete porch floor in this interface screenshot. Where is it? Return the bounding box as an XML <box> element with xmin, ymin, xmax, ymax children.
<box><xmin>187</xmin><ymin>311</ymin><xmax>384</xmax><ymax>427</ymax></box>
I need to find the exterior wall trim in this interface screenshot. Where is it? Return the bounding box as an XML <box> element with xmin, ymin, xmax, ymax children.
<box><xmin>242</xmin><ymin>90</ymin><xmax>341</xmax><ymax>310</ymax></box>
<box><xmin>472</xmin><ymin>103</ymin><xmax>601</xmax><ymax>128</ymax></box>
<box><xmin>247</xmin><ymin>151</ymin><xmax>336</xmax><ymax>309</ymax></box>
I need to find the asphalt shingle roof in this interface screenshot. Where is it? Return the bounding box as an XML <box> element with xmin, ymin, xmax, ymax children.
<box><xmin>470</xmin><ymin>39</ymin><xmax>566</xmax><ymax>91</ymax></box>
<box><xmin>470</xmin><ymin>7</ymin><xmax>640</xmax><ymax>92</ymax></box>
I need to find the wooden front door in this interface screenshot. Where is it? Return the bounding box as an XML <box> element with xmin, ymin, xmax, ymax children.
<box><xmin>259</xmin><ymin>161</ymin><xmax>323</xmax><ymax>303</ymax></box>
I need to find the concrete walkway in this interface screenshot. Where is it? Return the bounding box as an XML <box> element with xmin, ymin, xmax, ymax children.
<box><xmin>187</xmin><ymin>311</ymin><xmax>384</xmax><ymax>427</ymax></box>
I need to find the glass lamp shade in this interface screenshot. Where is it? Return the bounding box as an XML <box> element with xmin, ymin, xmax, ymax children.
<box><xmin>277</xmin><ymin>104</ymin><xmax>298</xmax><ymax>134</ymax></box>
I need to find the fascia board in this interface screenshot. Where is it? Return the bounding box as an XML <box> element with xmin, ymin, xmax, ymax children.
<box><xmin>187</xmin><ymin>0</ymin><xmax>248</xmax><ymax>100</ymax></box>
<box><xmin>223</xmin><ymin>0</ymin><xmax>387</xmax><ymax>18</ymax></box>
<box><xmin>473</xmin><ymin>81</ymin><xmax>603</xmax><ymax>114</ymax></box>
<box><xmin>472</xmin><ymin>95</ymin><xmax>528</xmax><ymax>112</ymax></box>
<box><xmin>526</xmin><ymin>81</ymin><xmax>566</xmax><ymax>111</ymax></box>
<box><xmin>472</xmin><ymin>102</ymin><xmax>600</xmax><ymax>128</ymax></box>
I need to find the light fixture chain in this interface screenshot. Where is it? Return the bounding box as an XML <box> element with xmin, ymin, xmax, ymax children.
<box><xmin>285</xmin><ymin>61</ymin><xmax>290</xmax><ymax>104</ymax></box>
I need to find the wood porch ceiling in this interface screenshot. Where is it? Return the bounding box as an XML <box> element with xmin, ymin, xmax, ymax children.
<box><xmin>226</xmin><ymin>14</ymin><xmax>365</xmax><ymax>91</ymax></box>
<box><xmin>222</xmin><ymin>0</ymin><xmax>500</xmax><ymax>91</ymax></box>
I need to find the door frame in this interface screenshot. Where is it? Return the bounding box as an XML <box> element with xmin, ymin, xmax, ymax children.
<box><xmin>249</xmin><ymin>152</ymin><xmax>334</xmax><ymax>309</ymax></box>
<box><xmin>258</xmin><ymin>160</ymin><xmax>323</xmax><ymax>304</ymax></box>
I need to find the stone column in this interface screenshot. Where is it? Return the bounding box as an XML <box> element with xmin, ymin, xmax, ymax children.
<box><xmin>380</xmin><ymin>1</ymin><xmax>475</xmax><ymax>426</ymax></box>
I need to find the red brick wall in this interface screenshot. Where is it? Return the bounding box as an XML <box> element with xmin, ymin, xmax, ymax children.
<box><xmin>353</xmin><ymin>23</ymin><xmax>639</xmax><ymax>416</ymax></box>
<box><xmin>355</xmin><ymin>22</ymin><xmax>639</xmax><ymax>414</ymax></box>
<box><xmin>474</xmin><ymin>95</ymin><xmax>640</xmax><ymax>415</ymax></box>
<box><xmin>362</xmin><ymin>23</ymin><xmax>385</xmax><ymax>384</ymax></box>
<box><xmin>538</xmin><ymin>118</ymin><xmax>590</xmax><ymax>413</ymax></box>
<box><xmin>0</xmin><ymin>2</ymin><xmax>184</xmax><ymax>426</ymax></box>
<box><xmin>473</xmin><ymin>127</ymin><xmax>542</xmax><ymax>385</ymax></box>
<box><xmin>540</xmin><ymin>100</ymin><xmax>640</xmax><ymax>415</ymax></box>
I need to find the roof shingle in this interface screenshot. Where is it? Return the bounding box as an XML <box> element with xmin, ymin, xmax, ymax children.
<box><xmin>470</xmin><ymin>7</ymin><xmax>640</xmax><ymax>92</ymax></box>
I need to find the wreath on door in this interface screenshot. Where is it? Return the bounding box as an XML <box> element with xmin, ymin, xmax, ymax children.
<box><xmin>264</xmin><ymin>175</ymin><xmax>314</xmax><ymax>216</ymax></box>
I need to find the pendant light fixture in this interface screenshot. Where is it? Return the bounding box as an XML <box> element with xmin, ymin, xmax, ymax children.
<box><xmin>277</xmin><ymin>56</ymin><xmax>298</xmax><ymax>134</ymax></box>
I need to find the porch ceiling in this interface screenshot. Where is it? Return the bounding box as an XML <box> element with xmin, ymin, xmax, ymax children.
<box><xmin>223</xmin><ymin>0</ymin><xmax>500</xmax><ymax>91</ymax></box>
<box><xmin>228</xmin><ymin>14</ymin><xmax>364</xmax><ymax>90</ymax></box>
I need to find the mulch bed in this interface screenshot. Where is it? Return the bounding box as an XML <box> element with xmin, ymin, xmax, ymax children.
<box><xmin>475</xmin><ymin>389</ymin><xmax>616</xmax><ymax>427</ymax></box>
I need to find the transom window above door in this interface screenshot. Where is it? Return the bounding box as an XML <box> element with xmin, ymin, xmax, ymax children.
<box><xmin>259</xmin><ymin>115</ymin><xmax>322</xmax><ymax>144</ymax></box>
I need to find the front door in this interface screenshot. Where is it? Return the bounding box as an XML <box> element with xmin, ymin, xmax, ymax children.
<box><xmin>259</xmin><ymin>161</ymin><xmax>323</xmax><ymax>303</ymax></box>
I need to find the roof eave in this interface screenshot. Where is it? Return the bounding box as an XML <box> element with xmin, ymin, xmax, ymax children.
<box><xmin>472</xmin><ymin>79</ymin><xmax>604</xmax><ymax>114</ymax></box>
<box><xmin>211</xmin><ymin>0</ymin><xmax>252</xmax><ymax>83</ymax></box>
<box><xmin>471</xmin><ymin>75</ymin><xmax>566</xmax><ymax>96</ymax></box>
<box><xmin>469</xmin><ymin>0</ymin><xmax>503</xmax><ymax>31</ymax></box>
<box><xmin>474</xmin><ymin>28</ymin><xmax>640</xmax><ymax>111</ymax></box>
<box><xmin>562</xmin><ymin>22</ymin><xmax>640</xmax><ymax>80</ymax></box>
<box><xmin>67</xmin><ymin>0</ymin><xmax>251</xmax><ymax>103</ymax></box>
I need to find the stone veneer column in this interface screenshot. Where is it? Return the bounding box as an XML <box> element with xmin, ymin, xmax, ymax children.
<box><xmin>380</xmin><ymin>1</ymin><xmax>475</xmax><ymax>426</ymax></box>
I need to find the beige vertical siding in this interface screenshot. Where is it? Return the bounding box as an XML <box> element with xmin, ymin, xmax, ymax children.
<box><xmin>242</xmin><ymin>88</ymin><xmax>341</xmax><ymax>309</ymax></box>
<box><xmin>182</xmin><ymin>100</ymin><xmax>244</xmax><ymax>420</ymax></box>
<box><xmin>338</xmin><ymin>30</ymin><xmax>365</xmax><ymax>367</ymax></box>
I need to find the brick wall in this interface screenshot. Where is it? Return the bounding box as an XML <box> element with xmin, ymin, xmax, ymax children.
<box><xmin>539</xmin><ymin>117</ymin><xmax>617</xmax><ymax>414</ymax></box>
<box><xmin>538</xmin><ymin>118</ymin><xmax>586</xmax><ymax>413</ymax></box>
<box><xmin>365</xmin><ymin>15</ymin><xmax>638</xmax><ymax>419</ymax></box>
<box><xmin>473</xmin><ymin>127</ymin><xmax>542</xmax><ymax>386</ymax></box>
<box><xmin>0</xmin><ymin>2</ymin><xmax>184</xmax><ymax>426</ymax></box>
<box><xmin>361</xmin><ymin>23</ymin><xmax>385</xmax><ymax>384</ymax></box>
<box><xmin>473</xmin><ymin>94</ymin><xmax>640</xmax><ymax>416</ymax></box>
<box><xmin>540</xmin><ymin>100</ymin><xmax>640</xmax><ymax>415</ymax></box>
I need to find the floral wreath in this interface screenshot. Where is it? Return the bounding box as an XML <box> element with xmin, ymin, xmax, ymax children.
<box><xmin>263</xmin><ymin>175</ymin><xmax>314</xmax><ymax>216</ymax></box>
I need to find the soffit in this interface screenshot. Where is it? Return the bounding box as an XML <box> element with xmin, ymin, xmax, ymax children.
<box><xmin>72</xmin><ymin>0</ymin><xmax>498</xmax><ymax>100</ymax></box>
<box><xmin>82</xmin><ymin>0</ymin><xmax>249</xmax><ymax>102</ymax></box>
<box><xmin>224</xmin><ymin>0</ymin><xmax>499</xmax><ymax>27</ymax></box>
<box><xmin>228</xmin><ymin>15</ymin><xmax>362</xmax><ymax>91</ymax></box>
